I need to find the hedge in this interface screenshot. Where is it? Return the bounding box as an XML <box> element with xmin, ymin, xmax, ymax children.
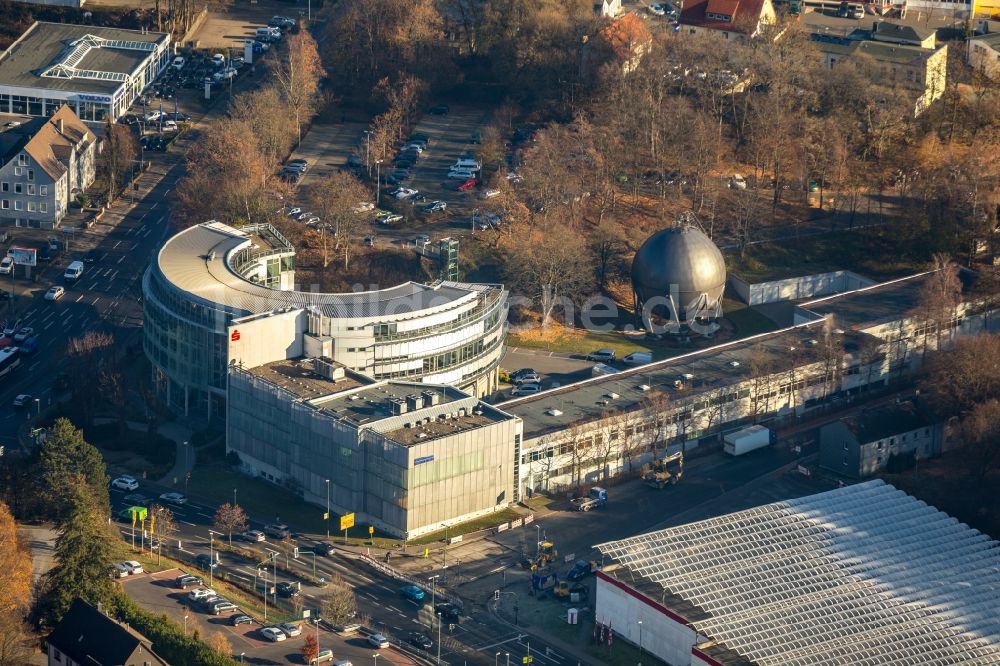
<box><xmin>111</xmin><ymin>594</ymin><xmax>238</xmax><ymax>666</ymax></box>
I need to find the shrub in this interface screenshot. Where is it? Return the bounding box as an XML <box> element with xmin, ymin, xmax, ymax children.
<box><xmin>111</xmin><ymin>594</ymin><xmax>238</xmax><ymax>665</ymax></box>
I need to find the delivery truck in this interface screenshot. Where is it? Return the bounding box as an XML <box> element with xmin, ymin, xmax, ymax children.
<box><xmin>723</xmin><ymin>425</ymin><xmax>773</xmax><ymax>456</ymax></box>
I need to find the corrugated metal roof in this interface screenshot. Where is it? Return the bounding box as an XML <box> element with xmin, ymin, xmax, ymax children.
<box><xmin>596</xmin><ymin>481</ymin><xmax>1000</xmax><ymax>665</ymax></box>
<box><xmin>156</xmin><ymin>222</ymin><xmax>481</xmax><ymax>321</ymax></box>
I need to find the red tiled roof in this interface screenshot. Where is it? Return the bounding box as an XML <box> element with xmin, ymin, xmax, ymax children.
<box><xmin>680</xmin><ymin>0</ymin><xmax>767</xmax><ymax>33</ymax></box>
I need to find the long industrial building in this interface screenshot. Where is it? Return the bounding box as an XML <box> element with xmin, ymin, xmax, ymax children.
<box><xmin>501</xmin><ymin>270</ymin><xmax>999</xmax><ymax>496</ymax></box>
<box><xmin>143</xmin><ymin>221</ymin><xmax>508</xmax><ymax>419</ymax></box>
<box><xmin>594</xmin><ymin>480</ymin><xmax>1000</xmax><ymax>665</ymax></box>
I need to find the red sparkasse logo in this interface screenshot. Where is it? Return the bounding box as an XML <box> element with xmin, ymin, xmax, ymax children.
<box><xmin>231</xmin><ymin>329</ymin><xmax>241</xmax><ymax>342</ymax></box>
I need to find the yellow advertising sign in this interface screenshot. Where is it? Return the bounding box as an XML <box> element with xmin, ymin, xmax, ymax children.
<box><xmin>340</xmin><ymin>513</ymin><xmax>355</xmax><ymax>531</ymax></box>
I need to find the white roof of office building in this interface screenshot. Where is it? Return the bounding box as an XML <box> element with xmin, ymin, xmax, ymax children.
<box><xmin>596</xmin><ymin>481</ymin><xmax>1000</xmax><ymax>666</ymax></box>
<box><xmin>154</xmin><ymin>221</ymin><xmax>491</xmax><ymax>320</ymax></box>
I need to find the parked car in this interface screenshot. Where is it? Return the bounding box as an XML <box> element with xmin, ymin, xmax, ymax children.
<box><xmin>367</xmin><ymin>633</ymin><xmax>390</xmax><ymax>649</ymax></box>
<box><xmin>392</xmin><ymin>187</ymin><xmax>418</xmax><ymax>200</ymax></box>
<box><xmin>188</xmin><ymin>588</ymin><xmax>217</xmax><ymax>602</ymax></box>
<box><xmin>230</xmin><ymin>614</ymin><xmax>253</xmax><ymax>626</ymax></box>
<box><xmin>174</xmin><ymin>574</ymin><xmax>203</xmax><ymax>589</ymax></box>
<box><xmin>210</xmin><ymin>53</ymin><xmax>226</xmax><ymax>67</ymax></box>
<box><xmin>311</xmin><ymin>648</ymin><xmax>335</xmax><ymax>664</ymax></box>
<box><xmin>622</xmin><ymin>351</ymin><xmax>653</xmax><ymax>366</ymax></box>
<box><xmin>729</xmin><ymin>174</ymin><xmax>747</xmax><ymax>190</ymax></box>
<box><xmin>240</xmin><ymin>529</ymin><xmax>266</xmax><ymax>543</ymax></box>
<box><xmin>414</xmin><ymin>234</ymin><xmax>431</xmax><ymax>246</ymax></box>
<box><xmin>376</xmin><ymin>212</ymin><xmax>403</xmax><ymax>225</ymax></box>
<box><xmin>512</xmin><ymin>371</ymin><xmax>541</xmax><ymax>385</ymax></box>
<box><xmin>211</xmin><ymin>600</ymin><xmax>238</xmax><ymax>615</ymax></box>
<box><xmin>456</xmin><ymin>179</ymin><xmax>476</xmax><ymax>191</ymax></box>
<box><xmin>12</xmin><ymin>394</ymin><xmax>30</xmax><ymax>408</ymax></box>
<box><xmin>0</xmin><ymin>257</ymin><xmax>12</xmax><ymax>274</ymax></box>
<box><xmin>110</xmin><ymin>563</ymin><xmax>130</xmax><ymax>579</ymax></box>
<box><xmin>159</xmin><ymin>492</ymin><xmax>188</xmax><ymax>505</ymax></box>
<box><xmin>161</xmin><ymin>120</ymin><xmax>178</xmax><ymax>132</ymax></box>
<box><xmin>422</xmin><ymin>200</ymin><xmax>447</xmax><ymax>214</ymax></box>
<box><xmin>111</xmin><ymin>475</ymin><xmax>139</xmax><ymax>491</ymax></box>
<box><xmin>45</xmin><ymin>286</ymin><xmax>65</xmax><ymax>301</ymax></box>
<box><xmin>509</xmin><ymin>368</ymin><xmax>537</xmax><ymax>383</ymax></box>
<box><xmin>353</xmin><ymin>202</ymin><xmax>375</xmax><ymax>213</ymax></box>
<box><xmin>400</xmin><ymin>585</ymin><xmax>425</xmax><ymax>602</ymax></box>
<box><xmin>278</xmin><ymin>622</ymin><xmax>301</xmax><ymax>637</ymax></box>
<box><xmin>3</xmin><ymin>319</ymin><xmax>20</xmax><ymax>336</ymax></box>
<box><xmin>448</xmin><ymin>169</ymin><xmax>476</xmax><ymax>180</ymax></box>
<box><xmin>586</xmin><ymin>349</ymin><xmax>616</xmax><ymax>362</ymax></box>
<box><xmin>121</xmin><ymin>560</ymin><xmax>144</xmax><ymax>575</ymax></box>
<box><xmin>260</xmin><ymin>627</ymin><xmax>286</xmax><ymax>642</ymax></box>
<box><xmin>511</xmin><ymin>383</ymin><xmax>541</xmax><ymax>397</ymax></box>
<box><xmin>408</xmin><ymin>632</ymin><xmax>433</xmax><ymax>650</ymax></box>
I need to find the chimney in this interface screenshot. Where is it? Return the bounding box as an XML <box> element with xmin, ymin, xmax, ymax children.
<box><xmin>406</xmin><ymin>394</ymin><xmax>421</xmax><ymax>412</ymax></box>
<box><xmin>56</xmin><ymin>118</ymin><xmax>64</xmax><ymax>134</ymax></box>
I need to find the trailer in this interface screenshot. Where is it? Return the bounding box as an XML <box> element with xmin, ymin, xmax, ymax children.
<box><xmin>724</xmin><ymin>425</ymin><xmax>773</xmax><ymax>456</ymax></box>
<box><xmin>570</xmin><ymin>487</ymin><xmax>608</xmax><ymax>512</ymax></box>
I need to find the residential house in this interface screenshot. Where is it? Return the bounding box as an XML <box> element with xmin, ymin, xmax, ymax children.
<box><xmin>678</xmin><ymin>0</ymin><xmax>777</xmax><ymax>40</ymax></box>
<box><xmin>818</xmin><ymin>398</ymin><xmax>944</xmax><ymax>479</ymax></box>
<box><xmin>0</xmin><ymin>104</ymin><xmax>96</xmax><ymax>229</ymax></box>
<box><xmin>47</xmin><ymin>598</ymin><xmax>169</xmax><ymax>666</ymax></box>
<box><xmin>591</xmin><ymin>12</ymin><xmax>654</xmax><ymax>75</ymax></box>
<box><xmin>594</xmin><ymin>0</ymin><xmax>623</xmax><ymax>18</ymax></box>
<box><xmin>968</xmin><ymin>29</ymin><xmax>1000</xmax><ymax>80</ymax></box>
<box><xmin>811</xmin><ymin>24</ymin><xmax>948</xmax><ymax>116</ymax></box>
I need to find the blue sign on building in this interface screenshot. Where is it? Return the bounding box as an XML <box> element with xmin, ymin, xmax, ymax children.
<box><xmin>414</xmin><ymin>455</ymin><xmax>435</xmax><ymax>466</ymax></box>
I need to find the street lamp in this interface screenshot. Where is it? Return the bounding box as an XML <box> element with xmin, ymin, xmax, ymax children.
<box><xmin>495</xmin><ymin>652</ymin><xmax>501</xmax><ymax>666</ymax></box>
<box><xmin>373</xmin><ymin>654</ymin><xmax>381</xmax><ymax>666</ymax></box>
<box><xmin>441</xmin><ymin>523</ymin><xmax>449</xmax><ymax>568</ymax></box>
<box><xmin>233</xmin><ymin>488</ymin><xmax>237</xmax><ymax>506</ymax></box>
<box><xmin>428</xmin><ymin>574</ymin><xmax>440</xmax><ymax>610</ymax></box>
<box><xmin>436</xmin><ymin>612</ymin><xmax>442</xmax><ymax>665</ymax></box>
<box><xmin>505</xmin><ymin>652</ymin><xmax>510</xmax><ymax>666</ymax></box>
<box><xmin>375</xmin><ymin>160</ymin><xmax>383</xmax><ymax>206</ymax></box>
<box><xmin>183</xmin><ymin>614</ymin><xmax>189</xmax><ymax>636</ymax></box>
<box><xmin>183</xmin><ymin>441</ymin><xmax>189</xmax><ymax>494</ymax></box>
<box><xmin>536</xmin><ymin>525</ymin><xmax>541</xmax><ymax>556</ymax></box>
<box><xmin>638</xmin><ymin>620</ymin><xmax>643</xmax><ymax>666</ymax></box>
<box><xmin>208</xmin><ymin>530</ymin><xmax>218</xmax><ymax>587</ymax></box>
<box><xmin>239</xmin><ymin>653</ymin><xmax>245</xmax><ymax>664</ymax></box>
<box><xmin>325</xmin><ymin>479</ymin><xmax>330</xmax><ymax>539</ymax></box>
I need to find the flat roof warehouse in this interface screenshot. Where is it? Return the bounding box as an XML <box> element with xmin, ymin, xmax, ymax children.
<box><xmin>500</xmin><ymin>271</ymin><xmax>960</xmax><ymax>440</ymax></box>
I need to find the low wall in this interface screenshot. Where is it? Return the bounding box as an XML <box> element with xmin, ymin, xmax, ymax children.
<box><xmin>730</xmin><ymin>270</ymin><xmax>874</xmax><ymax>306</ymax></box>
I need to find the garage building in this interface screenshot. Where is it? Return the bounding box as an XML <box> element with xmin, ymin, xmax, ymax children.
<box><xmin>0</xmin><ymin>22</ymin><xmax>170</xmax><ymax>123</ymax></box>
<box><xmin>594</xmin><ymin>480</ymin><xmax>1000</xmax><ymax>665</ymax></box>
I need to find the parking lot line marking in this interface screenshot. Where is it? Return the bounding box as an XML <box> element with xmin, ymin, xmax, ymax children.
<box><xmin>181</xmin><ymin>520</ymin><xmax>197</xmax><ymax>526</ymax></box>
<box><xmin>196</xmin><ymin>512</ymin><xmax>212</xmax><ymax>519</ymax></box>
<box><xmin>75</xmin><ymin>294</ymin><xmax>84</xmax><ymax>303</ymax></box>
<box><xmin>388</xmin><ymin>605</ymin><xmax>404</xmax><ymax>615</ymax></box>
<box><xmin>92</xmin><ymin>297</ymin><xmax>100</xmax><ymax>306</ymax></box>
<box><xmin>29</xmin><ymin>361</ymin><xmax>39</xmax><ymax>371</ymax></box>
<box><xmin>43</xmin><ymin>321</ymin><xmax>54</xmax><ymax>330</ymax></box>
<box><xmin>117</xmin><ymin>255</ymin><xmax>127</xmax><ymax>264</ymax></box>
<box><xmin>114</xmin><ymin>241</ymin><xmax>122</xmax><ymax>248</ymax></box>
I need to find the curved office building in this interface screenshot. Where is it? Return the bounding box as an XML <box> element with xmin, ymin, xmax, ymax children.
<box><xmin>143</xmin><ymin>221</ymin><xmax>508</xmax><ymax>420</ymax></box>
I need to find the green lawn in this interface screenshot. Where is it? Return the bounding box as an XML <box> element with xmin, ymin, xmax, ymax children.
<box><xmin>186</xmin><ymin>464</ymin><xmax>336</xmax><ymax>536</ymax></box>
<box><xmin>408</xmin><ymin>508</ymin><xmax>523</xmax><ymax>545</ymax></box>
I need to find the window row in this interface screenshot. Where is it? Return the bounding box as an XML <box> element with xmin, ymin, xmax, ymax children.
<box><xmin>0</xmin><ymin>181</ymin><xmax>44</xmax><ymax>193</ymax></box>
<box><xmin>0</xmin><ymin>200</ymin><xmax>48</xmax><ymax>213</ymax></box>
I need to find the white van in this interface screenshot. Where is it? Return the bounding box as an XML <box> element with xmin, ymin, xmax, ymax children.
<box><xmin>453</xmin><ymin>158</ymin><xmax>481</xmax><ymax>171</ymax></box>
<box><xmin>63</xmin><ymin>260</ymin><xmax>84</xmax><ymax>281</ymax></box>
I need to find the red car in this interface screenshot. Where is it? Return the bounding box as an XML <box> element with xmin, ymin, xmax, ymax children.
<box><xmin>456</xmin><ymin>178</ymin><xmax>476</xmax><ymax>191</ymax></box>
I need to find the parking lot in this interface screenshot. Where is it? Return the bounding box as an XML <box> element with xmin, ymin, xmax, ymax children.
<box><xmin>123</xmin><ymin>568</ymin><xmax>418</xmax><ymax>665</ymax></box>
<box><xmin>190</xmin><ymin>0</ymin><xmax>303</xmax><ymax>50</ymax></box>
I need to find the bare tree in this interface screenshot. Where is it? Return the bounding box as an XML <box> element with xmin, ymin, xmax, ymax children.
<box><xmin>306</xmin><ymin>172</ymin><xmax>372</xmax><ymax>269</ymax></box>
<box><xmin>213</xmin><ymin>503</ymin><xmax>248</xmax><ymax>546</ymax></box>
<box><xmin>959</xmin><ymin>399</ymin><xmax>1000</xmax><ymax>482</ymax></box>
<box><xmin>65</xmin><ymin>332</ymin><xmax>116</xmax><ymax>426</ymax></box>
<box><xmin>747</xmin><ymin>349</ymin><xmax>776</xmax><ymax>424</ymax></box>
<box><xmin>320</xmin><ymin>574</ymin><xmax>358</xmax><ymax>626</ymax></box>
<box><xmin>149</xmin><ymin>504</ymin><xmax>176</xmax><ymax>565</ymax></box>
<box><xmin>98</xmin><ymin>119</ymin><xmax>138</xmax><ymax>205</ymax></box>
<box><xmin>208</xmin><ymin>631</ymin><xmax>231</xmax><ymax>656</ymax></box>
<box><xmin>611</xmin><ymin>408</ymin><xmax>648</xmax><ymax>475</ymax></box>
<box><xmin>271</xmin><ymin>31</ymin><xmax>325</xmax><ymax>146</ymax></box>
<box><xmin>0</xmin><ymin>611</ymin><xmax>32</xmax><ymax>666</ymax></box>
<box><xmin>918</xmin><ymin>254</ymin><xmax>962</xmax><ymax>358</ymax></box>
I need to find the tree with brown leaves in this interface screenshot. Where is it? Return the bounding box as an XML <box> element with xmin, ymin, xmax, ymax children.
<box><xmin>0</xmin><ymin>501</ymin><xmax>33</xmax><ymax>615</ymax></box>
<box><xmin>271</xmin><ymin>31</ymin><xmax>325</xmax><ymax>147</ymax></box>
<box><xmin>213</xmin><ymin>503</ymin><xmax>248</xmax><ymax>547</ymax></box>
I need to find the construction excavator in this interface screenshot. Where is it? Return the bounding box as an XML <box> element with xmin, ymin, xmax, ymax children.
<box><xmin>642</xmin><ymin>452</ymin><xmax>684</xmax><ymax>489</ymax></box>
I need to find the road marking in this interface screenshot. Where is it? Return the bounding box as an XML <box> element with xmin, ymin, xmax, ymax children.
<box><xmin>197</xmin><ymin>512</ymin><xmax>213</xmax><ymax>519</ymax></box>
<box><xmin>388</xmin><ymin>605</ymin><xmax>404</xmax><ymax>615</ymax></box>
<box><xmin>117</xmin><ymin>255</ymin><xmax>127</xmax><ymax>264</ymax></box>
<box><xmin>365</xmin><ymin>593</ymin><xmax>378</xmax><ymax>601</ymax></box>
<box><xmin>92</xmin><ymin>297</ymin><xmax>100</xmax><ymax>306</ymax></box>
<box><xmin>181</xmin><ymin>520</ymin><xmax>197</xmax><ymax>526</ymax></box>
<box><xmin>108</xmin><ymin>270</ymin><xmax>119</xmax><ymax>281</ymax></box>
<box><xmin>28</xmin><ymin>361</ymin><xmax>38</xmax><ymax>371</ymax></box>
<box><xmin>75</xmin><ymin>294</ymin><xmax>84</xmax><ymax>302</ymax></box>
<box><xmin>43</xmin><ymin>321</ymin><xmax>54</xmax><ymax>330</ymax></box>
<box><xmin>114</xmin><ymin>241</ymin><xmax>122</xmax><ymax>248</ymax></box>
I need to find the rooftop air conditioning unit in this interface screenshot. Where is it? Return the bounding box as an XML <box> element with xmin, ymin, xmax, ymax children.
<box><xmin>389</xmin><ymin>398</ymin><xmax>407</xmax><ymax>415</ymax></box>
<box><xmin>806</xmin><ymin>339</ymin><xmax>818</xmax><ymax>346</ymax></box>
<box><xmin>728</xmin><ymin>361</ymin><xmax>740</xmax><ymax>368</ymax></box>
<box><xmin>789</xmin><ymin>346</ymin><xmax>797</xmax><ymax>352</ymax></box>
<box><xmin>681</xmin><ymin>373</ymin><xmax>695</xmax><ymax>380</ymax></box>
<box><xmin>606</xmin><ymin>392</ymin><xmax>619</xmax><ymax>400</ymax></box>
<box><xmin>638</xmin><ymin>384</ymin><xmax>651</xmax><ymax>391</ymax></box>
<box><xmin>546</xmin><ymin>408</ymin><xmax>563</xmax><ymax>416</ymax></box>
